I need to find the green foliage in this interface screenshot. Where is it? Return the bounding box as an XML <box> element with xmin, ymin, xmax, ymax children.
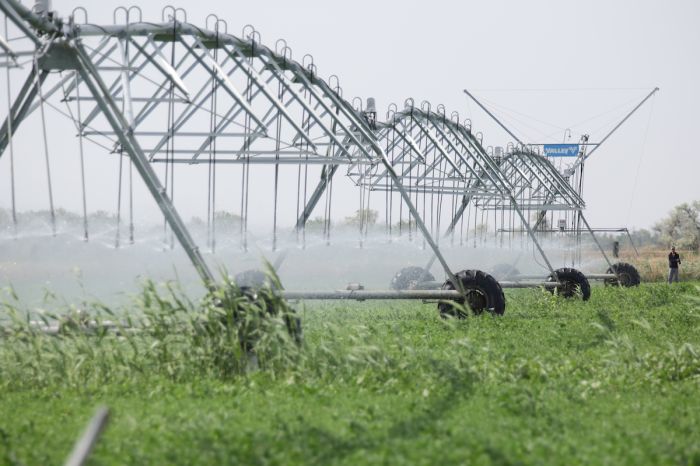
<box><xmin>212</xmin><ymin>211</ymin><xmax>243</xmax><ymax>230</ymax></box>
<box><xmin>1</xmin><ymin>283</ymin><xmax>700</xmax><ymax>465</ymax></box>
<box><xmin>0</xmin><ymin>208</ymin><xmax>123</xmax><ymax>233</ymax></box>
<box><xmin>628</xmin><ymin>227</ymin><xmax>659</xmax><ymax>248</ymax></box>
<box><xmin>304</xmin><ymin>216</ymin><xmax>329</xmax><ymax>232</ymax></box>
<box><xmin>654</xmin><ymin>200</ymin><xmax>700</xmax><ymax>251</ymax></box>
<box><xmin>0</xmin><ymin>274</ymin><xmax>301</xmax><ymax>390</ymax></box>
<box><xmin>344</xmin><ymin>209</ymin><xmax>379</xmax><ymax>227</ymax></box>
<box><xmin>474</xmin><ymin>223</ymin><xmax>488</xmax><ymax>235</ymax></box>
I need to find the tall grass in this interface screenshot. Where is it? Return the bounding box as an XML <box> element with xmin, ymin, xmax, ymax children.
<box><xmin>1</xmin><ymin>280</ymin><xmax>699</xmax><ymax>395</ymax></box>
<box><xmin>0</xmin><ymin>272</ymin><xmax>306</xmax><ymax>390</ymax></box>
<box><xmin>2</xmin><ymin>282</ymin><xmax>700</xmax><ymax>465</ymax></box>
<box><xmin>619</xmin><ymin>249</ymin><xmax>699</xmax><ymax>282</ymax></box>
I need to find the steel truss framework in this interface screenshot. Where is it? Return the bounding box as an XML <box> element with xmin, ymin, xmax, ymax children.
<box><xmin>0</xmin><ymin>0</ymin><xmax>461</xmax><ymax>291</ymax></box>
<box><xmin>342</xmin><ymin>105</ymin><xmax>599</xmax><ymax>276</ymax></box>
<box><xmin>0</xmin><ymin>1</ymin><xmax>656</xmax><ymax>294</ymax></box>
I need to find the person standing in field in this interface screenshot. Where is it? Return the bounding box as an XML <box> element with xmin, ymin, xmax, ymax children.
<box><xmin>668</xmin><ymin>246</ymin><xmax>681</xmax><ymax>283</ymax></box>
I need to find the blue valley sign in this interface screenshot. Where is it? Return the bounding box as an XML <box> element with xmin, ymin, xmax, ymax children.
<box><xmin>543</xmin><ymin>144</ymin><xmax>579</xmax><ymax>157</ymax></box>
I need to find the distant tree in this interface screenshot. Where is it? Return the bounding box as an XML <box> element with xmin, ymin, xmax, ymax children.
<box><xmin>344</xmin><ymin>209</ymin><xmax>378</xmax><ymax>227</ymax></box>
<box><xmin>304</xmin><ymin>216</ymin><xmax>328</xmax><ymax>232</ymax></box>
<box><xmin>213</xmin><ymin>211</ymin><xmax>243</xmax><ymax>230</ymax></box>
<box><xmin>189</xmin><ymin>216</ymin><xmax>205</xmax><ymax>227</ymax></box>
<box><xmin>88</xmin><ymin>210</ymin><xmax>118</xmax><ymax>222</ymax></box>
<box><xmin>392</xmin><ymin>219</ymin><xmax>412</xmax><ymax>230</ymax></box>
<box><xmin>628</xmin><ymin>228</ymin><xmax>659</xmax><ymax>248</ymax></box>
<box><xmin>653</xmin><ymin>201</ymin><xmax>700</xmax><ymax>251</ymax></box>
<box><xmin>53</xmin><ymin>208</ymin><xmax>81</xmax><ymax>223</ymax></box>
<box><xmin>474</xmin><ymin>223</ymin><xmax>488</xmax><ymax>235</ymax></box>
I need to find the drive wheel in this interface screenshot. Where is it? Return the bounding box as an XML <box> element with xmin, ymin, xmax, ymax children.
<box><xmin>604</xmin><ymin>262</ymin><xmax>641</xmax><ymax>287</ymax></box>
<box><xmin>438</xmin><ymin>269</ymin><xmax>506</xmax><ymax>318</ymax></box>
<box><xmin>546</xmin><ymin>268</ymin><xmax>591</xmax><ymax>301</ymax></box>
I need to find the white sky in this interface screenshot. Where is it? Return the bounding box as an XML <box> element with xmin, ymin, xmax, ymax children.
<box><xmin>2</xmin><ymin>0</ymin><xmax>699</xmax><ymax>231</ymax></box>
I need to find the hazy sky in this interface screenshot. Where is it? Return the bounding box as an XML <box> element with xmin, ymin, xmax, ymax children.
<box><xmin>1</xmin><ymin>0</ymin><xmax>699</xmax><ymax>231</ymax></box>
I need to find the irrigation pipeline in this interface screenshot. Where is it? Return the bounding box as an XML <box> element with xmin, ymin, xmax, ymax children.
<box><xmin>0</xmin><ymin>1</ymin><xmax>656</xmax><ymax>301</ymax></box>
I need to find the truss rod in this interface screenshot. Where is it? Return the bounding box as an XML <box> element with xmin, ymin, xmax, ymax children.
<box><xmin>0</xmin><ymin>66</ymin><xmax>47</xmax><ymax>157</ymax></box>
<box><xmin>0</xmin><ymin>0</ymin><xmax>42</xmax><ymax>46</ymax></box>
<box><xmin>72</xmin><ymin>41</ymin><xmax>215</xmax><ymax>288</ymax></box>
<box><xmin>296</xmin><ymin>164</ymin><xmax>340</xmax><ymax>230</ymax></box>
<box><xmin>151</xmin><ymin>156</ymin><xmax>352</xmax><ymax>165</ymax></box>
<box><xmin>463</xmin><ymin>88</ymin><xmax>525</xmax><ymax>146</ymax></box>
<box><xmin>569</xmin><ymin>87</ymin><xmax>659</xmax><ymax>172</ymax></box>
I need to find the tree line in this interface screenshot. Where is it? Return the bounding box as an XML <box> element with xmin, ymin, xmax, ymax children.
<box><xmin>2</xmin><ymin>201</ymin><xmax>698</xmax><ymax>251</ymax></box>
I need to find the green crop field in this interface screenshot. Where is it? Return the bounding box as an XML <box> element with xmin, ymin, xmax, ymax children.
<box><xmin>1</xmin><ymin>281</ymin><xmax>700</xmax><ymax>465</ymax></box>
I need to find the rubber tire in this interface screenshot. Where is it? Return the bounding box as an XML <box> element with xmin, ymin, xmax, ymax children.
<box><xmin>390</xmin><ymin>266</ymin><xmax>435</xmax><ymax>290</ymax></box>
<box><xmin>547</xmin><ymin>267</ymin><xmax>591</xmax><ymax>301</ymax></box>
<box><xmin>490</xmin><ymin>263</ymin><xmax>521</xmax><ymax>281</ymax></box>
<box><xmin>235</xmin><ymin>269</ymin><xmax>269</xmax><ymax>289</ymax></box>
<box><xmin>604</xmin><ymin>262</ymin><xmax>641</xmax><ymax>287</ymax></box>
<box><xmin>438</xmin><ymin>270</ymin><xmax>506</xmax><ymax>318</ymax></box>
<box><xmin>234</xmin><ymin>269</ymin><xmax>303</xmax><ymax>345</ymax></box>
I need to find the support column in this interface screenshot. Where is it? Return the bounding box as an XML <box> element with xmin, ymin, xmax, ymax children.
<box><xmin>445</xmin><ymin>193</ymin><xmax>471</xmax><ymax>236</ymax></box>
<box><xmin>295</xmin><ymin>164</ymin><xmax>339</xmax><ymax>230</ymax></box>
<box><xmin>578</xmin><ymin>211</ymin><xmax>620</xmax><ymax>282</ymax></box>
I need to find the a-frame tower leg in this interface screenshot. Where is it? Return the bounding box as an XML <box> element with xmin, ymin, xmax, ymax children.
<box><xmin>71</xmin><ymin>42</ymin><xmax>216</xmax><ymax>288</ymax></box>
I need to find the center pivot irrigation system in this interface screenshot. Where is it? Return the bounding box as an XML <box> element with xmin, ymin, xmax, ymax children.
<box><xmin>0</xmin><ymin>0</ymin><xmax>658</xmax><ymax>318</ymax></box>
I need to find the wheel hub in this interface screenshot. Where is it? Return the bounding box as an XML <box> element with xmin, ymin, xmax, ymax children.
<box><xmin>558</xmin><ymin>280</ymin><xmax>578</xmax><ymax>298</ymax></box>
<box><xmin>465</xmin><ymin>288</ymin><xmax>488</xmax><ymax>313</ymax></box>
<box><xmin>617</xmin><ymin>272</ymin><xmax>631</xmax><ymax>286</ymax></box>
